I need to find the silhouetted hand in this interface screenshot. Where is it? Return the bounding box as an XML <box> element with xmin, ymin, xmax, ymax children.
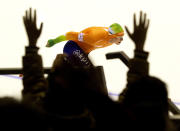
<box><xmin>23</xmin><ymin>8</ymin><xmax>43</xmax><ymax>47</ymax></box>
<box><xmin>125</xmin><ymin>11</ymin><xmax>150</xmax><ymax>51</ymax></box>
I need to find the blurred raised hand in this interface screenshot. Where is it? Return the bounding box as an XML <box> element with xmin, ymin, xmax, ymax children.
<box><xmin>125</xmin><ymin>11</ymin><xmax>150</xmax><ymax>51</ymax></box>
<box><xmin>23</xmin><ymin>8</ymin><xmax>43</xmax><ymax>47</ymax></box>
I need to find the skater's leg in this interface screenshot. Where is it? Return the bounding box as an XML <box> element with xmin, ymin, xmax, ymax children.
<box><xmin>63</xmin><ymin>40</ymin><xmax>93</xmax><ymax>67</ymax></box>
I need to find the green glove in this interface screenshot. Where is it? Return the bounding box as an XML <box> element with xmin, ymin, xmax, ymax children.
<box><xmin>46</xmin><ymin>35</ymin><xmax>66</xmax><ymax>47</ymax></box>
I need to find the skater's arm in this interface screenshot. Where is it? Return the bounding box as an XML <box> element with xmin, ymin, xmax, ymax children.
<box><xmin>46</xmin><ymin>32</ymin><xmax>79</xmax><ymax>47</ymax></box>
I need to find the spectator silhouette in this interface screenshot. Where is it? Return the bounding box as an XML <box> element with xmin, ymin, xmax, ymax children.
<box><xmin>45</xmin><ymin>54</ymin><xmax>135</xmax><ymax>129</ymax></box>
<box><xmin>22</xmin><ymin>8</ymin><xmax>96</xmax><ymax>129</ymax></box>
<box><xmin>123</xmin><ymin>76</ymin><xmax>175</xmax><ymax>131</ymax></box>
<box><xmin>0</xmin><ymin>97</ymin><xmax>50</xmax><ymax>131</ymax></box>
<box><xmin>119</xmin><ymin>11</ymin><xmax>149</xmax><ymax>102</ymax></box>
<box><xmin>119</xmin><ymin>11</ymin><xmax>149</xmax><ymax>112</ymax></box>
<box><xmin>125</xmin><ymin>11</ymin><xmax>150</xmax><ymax>84</ymax></box>
<box><xmin>119</xmin><ymin>11</ymin><xmax>176</xmax><ymax>131</ymax></box>
<box><xmin>22</xmin><ymin>8</ymin><xmax>47</xmax><ymax>108</ymax></box>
